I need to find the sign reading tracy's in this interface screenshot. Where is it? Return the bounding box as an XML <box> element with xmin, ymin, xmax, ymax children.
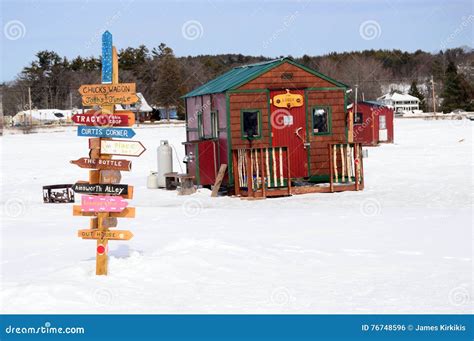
<box><xmin>70</xmin><ymin>158</ymin><xmax>131</xmax><ymax>171</ymax></box>
<box><xmin>72</xmin><ymin>111</ymin><xmax>135</xmax><ymax>127</ymax></box>
<box><xmin>77</xmin><ymin>126</ymin><xmax>136</xmax><ymax>139</ymax></box>
<box><xmin>79</xmin><ymin>83</ymin><xmax>136</xmax><ymax>95</ymax></box>
<box><xmin>72</xmin><ymin>183</ymin><xmax>129</xmax><ymax>195</ymax></box>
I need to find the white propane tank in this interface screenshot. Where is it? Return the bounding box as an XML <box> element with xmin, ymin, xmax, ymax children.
<box><xmin>147</xmin><ymin>171</ymin><xmax>159</xmax><ymax>189</ymax></box>
<box><xmin>157</xmin><ymin>140</ymin><xmax>173</xmax><ymax>188</ymax></box>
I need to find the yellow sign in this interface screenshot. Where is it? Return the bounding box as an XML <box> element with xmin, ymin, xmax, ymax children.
<box><xmin>272</xmin><ymin>89</ymin><xmax>303</xmax><ymax>109</ymax></box>
<box><xmin>79</xmin><ymin>83</ymin><xmax>136</xmax><ymax>96</ymax></box>
<box><xmin>82</xmin><ymin>93</ymin><xmax>139</xmax><ymax>106</ymax></box>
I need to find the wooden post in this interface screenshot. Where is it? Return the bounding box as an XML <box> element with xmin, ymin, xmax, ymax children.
<box><xmin>333</xmin><ymin>144</ymin><xmax>338</xmax><ymax>183</ymax></box>
<box><xmin>211</xmin><ymin>164</ymin><xmax>227</xmax><ymax>197</ymax></box>
<box><xmin>246</xmin><ymin>149</ymin><xmax>253</xmax><ymax>197</ymax></box>
<box><xmin>329</xmin><ymin>144</ymin><xmax>334</xmax><ymax>193</ymax></box>
<box><xmin>286</xmin><ymin>147</ymin><xmax>291</xmax><ymax>195</ymax></box>
<box><xmin>359</xmin><ymin>144</ymin><xmax>365</xmax><ymax>189</ymax></box>
<box><xmin>95</xmin><ymin>212</ymin><xmax>108</xmax><ymax>275</ymax></box>
<box><xmin>260</xmin><ymin>149</ymin><xmax>266</xmax><ymax>198</ymax></box>
<box><xmin>354</xmin><ymin>144</ymin><xmax>360</xmax><ymax>191</ymax></box>
<box><xmin>232</xmin><ymin>150</ymin><xmax>240</xmax><ymax>196</ymax></box>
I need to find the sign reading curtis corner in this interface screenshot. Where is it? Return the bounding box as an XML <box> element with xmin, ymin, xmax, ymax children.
<box><xmin>77</xmin><ymin>126</ymin><xmax>136</xmax><ymax>139</ymax></box>
<box><xmin>273</xmin><ymin>89</ymin><xmax>303</xmax><ymax>109</ymax></box>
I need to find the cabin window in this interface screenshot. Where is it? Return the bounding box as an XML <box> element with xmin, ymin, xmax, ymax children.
<box><xmin>210</xmin><ymin>111</ymin><xmax>218</xmax><ymax>138</ymax></box>
<box><xmin>241</xmin><ymin>109</ymin><xmax>262</xmax><ymax>139</ymax></box>
<box><xmin>312</xmin><ymin>106</ymin><xmax>331</xmax><ymax>135</ymax></box>
<box><xmin>197</xmin><ymin>111</ymin><xmax>203</xmax><ymax>138</ymax></box>
<box><xmin>354</xmin><ymin>112</ymin><xmax>363</xmax><ymax>125</ymax></box>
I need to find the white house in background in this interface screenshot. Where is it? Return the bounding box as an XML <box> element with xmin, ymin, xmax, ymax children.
<box><xmin>115</xmin><ymin>92</ymin><xmax>153</xmax><ymax>113</ymax></box>
<box><xmin>377</xmin><ymin>92</ymin><xmax>420</xmax><ymax>113</ymax></box>
<box><xmin>12</xmin><ymin>109</ymin><xmax>78</xmax><ymax>126</ymax></box>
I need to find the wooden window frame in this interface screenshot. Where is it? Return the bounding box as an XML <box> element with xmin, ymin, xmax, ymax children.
<box><xmin>311</xmin><ymin>105</ymin><xmax>332</xmax><ymax>136</ymax></box>
<box><xmin>240</xmin><ymin>109</ymin><xmax>262</xmax><ymax>140</ymax></box>
<box><xmin>210</xmin><ymin>110</ymin><xmax>218</xmax><ymax>139</ymax></box>
<box><xmin>197</xmin><ymin>111</ymin><xmax>204</xmax><ymax>139</ymax></box>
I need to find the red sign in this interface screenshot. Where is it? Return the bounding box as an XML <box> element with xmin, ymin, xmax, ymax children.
<box><xmin>72</xmin><ymin>111</ymin><xmax>135</xmax><ymax>127</ymax></box>
<box><xmin>97</xmin><ymin>244</ymin><xmax>106</xmax><ymax>255</ymax></box>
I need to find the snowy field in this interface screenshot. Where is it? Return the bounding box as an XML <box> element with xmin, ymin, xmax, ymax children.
<box><xmin>0</xmin><ymin>119</ymin><xmax>472</xmax><ymax>314</ymax></box>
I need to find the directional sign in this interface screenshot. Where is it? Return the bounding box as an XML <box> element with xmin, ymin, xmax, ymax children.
<box><xmin>99</xmin><ymin>139</ymin><xmax>146</xmax><ymax>157</ymax></box>
<box><xmin>70</xmin><ymin>158</ymin><xmax>131</xmax><ymax>171</ymax></box>
<box><xmin>72</xmin><ymin>183</ymin><xmax>129</xmax><ymax>195</ymax></box>
<box><xmin>79</xmin><ymin>83</ymin><xmax>136</xmax><ymax>96</ymax></box>
<box><xmin>78</xmin><ymin>229</ymin><xmax>134</xmax><ymax>241</ymax></box>
<box><xmin>72</xmin><ymin>111</ymin><xmax>135</xmax><ymax>127</ymax></box>
<box><xmin>82</xmin><ymin>93</ymin><xmax>139</xmax><ymax>106</ymax></box>
<box><xmin>81</xmin><ymin>195</ymin><xmax>128</xmax><ymax>213</ymax></box>
<box><xmin>77</xmin><ymin>126</ymin><xmax>136</xmax><ymax>139</ymax></box>
<box><xmin>73</xmin><ymin>205</ymin><xmax>136</xmax><ymax>218</ymax></box>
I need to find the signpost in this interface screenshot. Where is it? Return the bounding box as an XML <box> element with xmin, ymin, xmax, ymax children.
<box><xmin>71</xmin><ymin>31</ymin><xmax>144</xmax><ymax>276</ymax></box>
<box><xmin>72</xmin><ymin>183</ymin><xmax>130</xmax><ymax>196</ymax></box>
<box><xmin>72</xmin><ymin>111</ymin><xmax>135</xmax><ymax>127</ymax></box>
<box><xmin>77</xmin><ymin>126</ymin><xmax>136</xmax><ymax>139</ymax></box>
<box><xmin>70</xmin><ymin>158</ymin><xmax>132</xmax><ymax>171</ymax></box>
<box><xmin>81</xmin><ymin>195</ymin><xmax>128</xmax><ymax>213</ymax></box>
<box><xmin>78</xmin><ymin>229</ymin><xmax>134</xmax><ymax>241</ymax></box>
<box><xmin>99</xmin><ymin>139</ymin><xmax>146</xmax><ymax>157</ymax></box>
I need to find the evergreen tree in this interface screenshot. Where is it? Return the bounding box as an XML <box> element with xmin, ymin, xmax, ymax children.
<box><xmin>440</xmin><ymin>61</ymin><xmax>471</xmax><ymax>112</ymax></box>
<box><xmin>408</xmin><ymin>80</ymin><xmax>426</xmax><ymax>111</ymax></box>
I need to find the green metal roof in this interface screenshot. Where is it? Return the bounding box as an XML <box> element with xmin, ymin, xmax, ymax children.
<box><xmin>182</xmin><ymin>57</ymin><xmax>347</xmax><ymax>98</ymax></box>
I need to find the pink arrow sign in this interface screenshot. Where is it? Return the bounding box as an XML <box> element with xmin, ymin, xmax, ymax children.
<box><xmin>81</xmin><ymin>195</ymin><xmax>128</xmax><ymax>213</ymax></box>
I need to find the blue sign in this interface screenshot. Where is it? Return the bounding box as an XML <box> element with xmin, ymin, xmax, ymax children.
<box><xmin>101</xmin><ymin>31</ymin><xmax>113</xmax><ymax>84</ymax></box>
<box><xmin>77</xmin><ymin>126</ymin><xmax>135</xmax><ymax>139</ymax></box>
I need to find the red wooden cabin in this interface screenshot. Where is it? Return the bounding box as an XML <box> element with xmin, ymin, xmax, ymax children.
<box><xmin>183</xmin><ymin>58</ymin><xmax>364</xmax><ymax>197</ymax></box>
<box><xmin>352</xmin><ymin>101</ymin><xmax>394</xmax><ymax>146</ymax></box>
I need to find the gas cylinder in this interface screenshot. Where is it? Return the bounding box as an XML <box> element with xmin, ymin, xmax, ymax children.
<box><xmin>157</xmin><ymin>140</ymin><xmax>173</xmax><ymax>187</ymax></box>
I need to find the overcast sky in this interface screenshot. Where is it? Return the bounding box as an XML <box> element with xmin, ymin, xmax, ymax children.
<box><xmin>1</xmin><ymin>0</ymin><xmax>472</xmax><ymax>82</ymax></box>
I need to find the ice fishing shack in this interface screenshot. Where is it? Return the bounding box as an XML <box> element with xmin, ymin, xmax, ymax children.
<box><xmin>182</xmin><ymin>57</ymin><xmax>364</xmax><ymax>198</ymax></box>
<box><xmin>351</xmin><ymin>101</ymin><xmax>394</xmax><ymax>146</ymax></box>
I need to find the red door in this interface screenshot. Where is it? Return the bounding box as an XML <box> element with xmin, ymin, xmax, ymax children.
<box><xmin>270</xmin><ymin>90</ymin><xmax>307</xmax><ymax>178</ymax></box>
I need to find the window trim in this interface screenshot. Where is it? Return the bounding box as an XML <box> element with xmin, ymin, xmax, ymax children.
<box><xmin>197</xmin><ymin>111</ymin><xmax>203</xmax><ymax>139</ymax></box>
<box><xmin>311</xmin><ymin>105</ymin><xmax>332</xmax><ymax>136</ymax></box>
<box><xmin>354</xmin><ymin>112</ymin><xmax>363</xmax><ymax>125</ymax></box>
<box><xmin>210</xmin><ymin>110</ymin><xmax>218</xmax><ymax>139</ymax></box>
<box><xmin>240</xmin><ymin>108</ymin><xmax>262</xmax><ymax>140</ymax></box>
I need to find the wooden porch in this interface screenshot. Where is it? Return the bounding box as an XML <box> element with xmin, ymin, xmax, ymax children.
<box><xmin>231</xmin><ymin>143</ymin><xmax>364</xmax><ymax>199</ymax></box>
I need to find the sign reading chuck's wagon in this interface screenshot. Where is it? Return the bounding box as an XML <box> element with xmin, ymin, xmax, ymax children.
<box><xmin>79</xmin><ymin>83</ymin><xmax>136</xmax><ymax>95</ymax></box>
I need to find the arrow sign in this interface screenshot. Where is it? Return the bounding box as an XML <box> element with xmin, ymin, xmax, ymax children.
<box><xmin>99</xmin><ymin>139</ymin><xmax>146</xmax><ymax>157</ymax></box>
<box><xmin>77</xmin><ymin>126</ymin><xmax>136</xmax><ymax>139</ymax></box>
<box><xmin>78</xmin><ymin>229</ymin><xmax>134</xmax><ymax>241</ymax></box>
<box><xmin>81</xmin><ymin>195</ymin><xmax>128</xmax><ymax>213</ymax></box>
<box><xmin>82</xmin><ymin>93</ymin><xmax>139</xmax><ymax>106</ymax></box>
<box><xmin>72</xmin><ymin>183</ymin><xmax>129</xmax><ymax>196</ymax></box>
<box><xmin>72</xmin><ymin>111</ymin><xmax>135</xmax><ymax>127</ymax></box>
<box><xmin>79</xmin><ymin>83</ymin><xmax>136</xmax><ymax>96</ymax></box>
<box><xmin>70</xmin><ymin>158</ymin><xmax>131</xmax><ymax>171</ymax></box>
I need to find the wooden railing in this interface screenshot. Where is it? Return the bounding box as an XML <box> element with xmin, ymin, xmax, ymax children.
<box><xmin>232</xmin><ymin>146</ymin><xmax>291</xmax><ymax>198</ymax></box>
<box><xmin>328</xmin><ymin>143</ymin><xmax>364</xmax><ymax>192</ymax></box>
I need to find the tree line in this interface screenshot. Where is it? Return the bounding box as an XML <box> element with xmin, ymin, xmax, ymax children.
<box><xmin>1</xmin><ymin>45</ymin><xmax>473</xmax><ymax>116</ymax></box>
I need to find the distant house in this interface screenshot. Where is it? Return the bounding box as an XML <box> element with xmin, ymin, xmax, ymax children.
<box><xmin>115</xmin><ymin>92</ymin><xmax>153</xmax><ymax>122</ymax></box>
<box><xmin>12</xmin><ymin>109</ymin><xmax>75</xmax><ymax>126</ymax></box>
<box><xmin>377</xmin><ymin>92</ymin><xmax>420</xmax><ymax>113</ymax></box>
<box><xmin>155</xmin><ymin>106</ymin><xmax>178</xmax><ymax>120</ymax></box>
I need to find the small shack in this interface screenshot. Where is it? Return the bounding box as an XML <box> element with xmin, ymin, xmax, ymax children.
<box><xmin>352</xmin><ymin>101</ymin><xmax>394</xmax><ymax>146</ymax></box>
<box><xmin>182</xmin><ymin>58</ymin><xmax>364</xmax><ymax>198</ymax></box>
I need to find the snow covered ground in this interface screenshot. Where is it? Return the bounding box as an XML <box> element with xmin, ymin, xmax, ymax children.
<box><xmin>0</xmin><ymin>119</ymin><xmax>472</xmax><ymax>314</ymax></box>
